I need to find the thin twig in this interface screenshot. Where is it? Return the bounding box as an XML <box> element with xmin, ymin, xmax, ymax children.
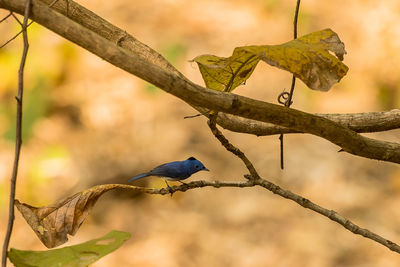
<box><xmin>252</xmin><ymin>178</ymin><xmax>400</xmax><ymax>253</ymax></box>
<box><xmin>207</xmin><ymin>114</ymin><xmax>259</xmax><ymax>179</ymax></box>
<box><xmin>0</xmin><ymin>0</ymin><xmax>59</xmax><ymax>49</ymax></box>
<box><xmin>140</xmin><ymin>180</ymin><xmax>256</xmax><ymax>195</ymax></box>
<box><xmin>184</xmin><ymin>109</ymin><xmax>210</xmax><ymax>119</ymax></box>
<box><xmin>1</xmin><ymin>0</ymin><xmax>30</xmax><ymax>266</ymax></box>
<box><xmin>11</xmin><ymin>13</ymin><xmax>23</xmax><ymax>26</ymax></box>
<box><xmin>279</xmin><ymin>0</ymin><xmax>301</xmax><ymax>169</ymax></box>
<box><xmin>0</xmin><ymin>21</ymin><xmax>33</xmax><ymax>49</ymax></box>
<box><xmin>0</xmin><ymin>11</ymin><xmax>12</xmax><ymax>23</ymax></box>
<box><xmin>183</xmin><ymin>113</ymin><xmax>202</xmax><ymax>119</ymax></box>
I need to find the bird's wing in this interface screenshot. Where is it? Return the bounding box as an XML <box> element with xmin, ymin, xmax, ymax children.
<box><xmin>150</xmin><ymin>161</ymin><xmax>188</xmax><ymax>179</ymax></box>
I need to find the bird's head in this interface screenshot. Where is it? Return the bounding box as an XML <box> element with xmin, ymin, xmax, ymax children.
<box><xmin>186</xmin><ymin>157</ymin><xmax>209</xmax><ymax>174</ymax></box>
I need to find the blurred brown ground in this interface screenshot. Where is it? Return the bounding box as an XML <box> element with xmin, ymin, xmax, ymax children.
<box><xmin>1</xmin><ymin>0</ymin><xmax>400</xmax><ymax>266</ymax></box>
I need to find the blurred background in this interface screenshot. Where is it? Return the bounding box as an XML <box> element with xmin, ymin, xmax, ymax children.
<box><xmin>1</xmin><ymin>0</ymin><xmax>400</xmax><ymax>266</ymax></box>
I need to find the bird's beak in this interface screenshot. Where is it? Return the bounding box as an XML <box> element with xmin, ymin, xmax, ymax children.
<box><xmin>203</xmin><ymin>167</ymin><xmax>210</xmax><ymax>171</ymax></box>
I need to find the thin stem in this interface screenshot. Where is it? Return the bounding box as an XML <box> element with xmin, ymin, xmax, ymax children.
<box><xmin>1</xmin><ymin>0</ymin><xmax>30</xmax><ymax>266</ymax></box>
<box><xmin>11</xmin><ymin>13</ymin><xmax>23</xmax><ymax>26</ymax></box>
<box><xmin>279</xmin><ymin>0</ymin><xmax>301</xmax><ymax>169</ymax></box>
<box><xmin>0</xmin><ymin>21</ymin><xmax>33</xmax><ymax>49</ymax></box>
<box><xmin>184</xmin><ymin>109</ymin><xmax>210</xmax><ymax>119</ymax></box>
<box><xmin>292</xmin><ymin>0</ymin><xmax>301</xmax><ymax>39</ymax></box>
<box><xmin>279</xmin><ymin>134</ymin><xmax>284</xmax><ymax>168</ymax></box>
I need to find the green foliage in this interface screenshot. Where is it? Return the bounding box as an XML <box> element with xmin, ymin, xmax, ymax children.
<box><xmin>8</xmin><ymin>231</ymin><xmax>131</xmax><ymax>267</ymax></box>
<box><xmin>0</xmin><ymin>24</ymin><xmax>77</xmax><ymax>141</ymax></box>
<box><xmin>161</xmin><ymin>42</ymin><xmax>187</xmax><ymax>65</ymax></box>
<box><xmin>145</xmin><ymin>42</ymin><xmax>187</xmax><ymax>93</ymax></box>
<box><xmin>192</xmin><ymin>28</ymin><xmax>348</xmax><ymax>92</ymax></box>
<box><xmin>377</xmin><ymin>83</ymin><xmax>399</xmax><ymax>109</ymax></box>
<box><xmin>3</xmin><ymin>77</ymin><xmax>51</xmax><ymax>141</ymax></box>
<box><xmin>25</xmin><ymin>144</ymin><xmax>70</xmax><ymax>202</ymax></box>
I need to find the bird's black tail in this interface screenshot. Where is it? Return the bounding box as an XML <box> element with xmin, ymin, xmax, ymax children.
<box><xmin>128</xmin><ymin>173</ymin><xmax>149</xmax><ymax>182</ymax></box>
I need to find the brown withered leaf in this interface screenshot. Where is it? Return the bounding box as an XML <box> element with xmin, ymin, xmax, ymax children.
<box><xmin>15</xmin><ymin>184</ymin><xmax>140</xmax><ymax>248</ymax></box>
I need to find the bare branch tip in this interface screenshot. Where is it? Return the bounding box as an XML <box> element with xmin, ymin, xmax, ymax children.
<box><xmin>183</xmin><ymin>113</ymin><xmax>201</xmax><ymax>119</ymax></box>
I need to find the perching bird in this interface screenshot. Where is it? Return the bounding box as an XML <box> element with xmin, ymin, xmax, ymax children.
<box><xmin>128</xmin><ymin>157</ymin><xmax>209</xmax><ymax>190</ymax></box>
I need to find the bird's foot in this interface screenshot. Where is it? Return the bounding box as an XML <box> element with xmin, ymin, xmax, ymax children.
<box><xmin>164</xmin><ymin>181</ymin><xmax>174</xmax><ymax>197</ymax></box>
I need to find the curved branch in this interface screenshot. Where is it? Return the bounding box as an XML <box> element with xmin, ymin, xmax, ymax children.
<box><xmin>1</xmin><ymin>0</ymin><xmax>400</xmax><ymax>165</ymax></box>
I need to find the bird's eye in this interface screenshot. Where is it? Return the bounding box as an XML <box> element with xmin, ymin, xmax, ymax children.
<box><xmin>195</xmin><ymin>165</ymin><xmax>200</xmax><ymax>169</ymax></box>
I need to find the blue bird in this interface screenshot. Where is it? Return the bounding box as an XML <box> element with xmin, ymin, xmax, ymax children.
<box><xmin>128</xmin><ymin>157</ymin><xmax>209</xmax><ymax>190</ymax></box>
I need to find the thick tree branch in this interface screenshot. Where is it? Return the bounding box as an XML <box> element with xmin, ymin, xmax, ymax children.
<box><xmin>212</xmin><ymin>109</ymin><xmax>400</xmax><ymax>136</ymax></box>
<box><xmin>14</xmin><ymin>0</ymin><xmax>400</xmax><ymax>136</ymax></box>
<box><xmin>1</xmin><ymin>0</ymin><xmax>400</xmax><ymax>165</ymax></box>
<box><xmin>6</xmin><ymin>0</ymin><xmax>399</xmax><ymax>136</ymax></box>
<box><xmin>2</xmin><ymin>0</ymin><xmax>399</xmax><ymax>140</ymax></box>
<box><xmin>3</xmin><ymin>0</ymin><xmax>400</xmax><ymax>143</ymax></box>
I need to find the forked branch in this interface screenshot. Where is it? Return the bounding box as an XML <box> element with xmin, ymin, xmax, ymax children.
<box><xmin>206</xmin><ymin>114</ymin><xmax>400</xmax><ymax>254</ymax></box>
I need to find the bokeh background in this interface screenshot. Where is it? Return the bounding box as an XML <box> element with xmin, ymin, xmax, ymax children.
<box><xmin>1</xmin><ymin>0</ymin><xmax>400</xmax><ymax>266</ymax></box>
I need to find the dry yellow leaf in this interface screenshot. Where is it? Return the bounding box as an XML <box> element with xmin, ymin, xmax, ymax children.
<box><xmin>192</xmin><ymin>28</ymin><xmax>348</xmax><ymax>92</ymax></box>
